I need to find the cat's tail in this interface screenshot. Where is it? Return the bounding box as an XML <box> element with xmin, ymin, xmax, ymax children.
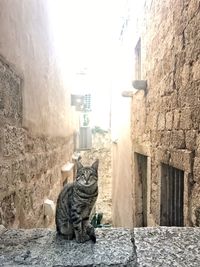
<box><xmin>90</xmin><ymin>234</ymin><xmax>96</xmax><ymax>243</ymax></box>
<box><xmin>86</xmin><ymin>224</ymin><xmax>96</xmax><ymax>243</ymax></box>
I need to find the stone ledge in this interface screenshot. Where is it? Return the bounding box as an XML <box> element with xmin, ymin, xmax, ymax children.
<box><xmin>0</xmin><ymin>228</ymin><xmax>136</xmax><ymax>266</ymax></box>
<box><xmin>0</xmin><ymin>227</ymin><xmax>200</xmax><ymax>266</ymax></box>
<box><xmin>134</xmin><ymin>227</ymin><xmax>200</xmax><ymax>267</ymax></box>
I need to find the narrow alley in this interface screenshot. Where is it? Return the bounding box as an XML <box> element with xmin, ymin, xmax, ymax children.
<box><xmin>0</xmin><ymin>0</ymin><xmax>200</xmax><ymax>266</ymax></box>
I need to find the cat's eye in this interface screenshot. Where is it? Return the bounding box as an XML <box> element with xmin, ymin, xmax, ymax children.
<box><xmin>90</xmin><ymin>175</ymin><xmax>97</xmax><ymax>180</ymax></box>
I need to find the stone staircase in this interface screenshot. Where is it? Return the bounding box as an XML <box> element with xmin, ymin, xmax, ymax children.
<box><xmin>0</xmin><ymin>227</ymin><xmax>200</xmax><ymax>266</ymax></box>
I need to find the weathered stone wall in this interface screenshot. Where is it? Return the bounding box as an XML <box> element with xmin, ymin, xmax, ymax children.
<box><xmin>131</xmin><ymin>0</ymin><xmax>200</xmax><ymax>226</ymax></box>
<box><xmin>0</xmin><ymin>56</ymin><xmax>75</xmax><ymax>228</ymax></box>
<box><xmin>80</xmin><ymin>131</ymin><xmax>112</xmax><ymax>224</ymax></box>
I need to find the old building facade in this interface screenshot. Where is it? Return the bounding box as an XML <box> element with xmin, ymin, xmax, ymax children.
<box><xmin>112</xmin><ymin>0</ymin><xmax>200</xmax><ymax>227</ymax></box>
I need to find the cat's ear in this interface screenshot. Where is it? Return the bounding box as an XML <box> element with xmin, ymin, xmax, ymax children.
<box><xmin>91</xmin><ymin>159</ymin><xmax>99</xmax><ymax>171</ymax></box>
<box><xmin>77</xmin><ymin>161</ymin><xmax>83</xmax><ymax>170</ymax></box>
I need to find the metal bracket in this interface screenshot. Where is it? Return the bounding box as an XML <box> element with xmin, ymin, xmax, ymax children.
<box><xmin>132</xmin><ymin>80</ymin><xmax>147</xmax><ymax>90</ymax></box>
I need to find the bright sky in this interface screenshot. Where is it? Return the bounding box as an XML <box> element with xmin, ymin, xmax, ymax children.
<box><xmin>48</xmin><ymin>0</ymin><xmax>143</xmax><ymax>128</ymax></box>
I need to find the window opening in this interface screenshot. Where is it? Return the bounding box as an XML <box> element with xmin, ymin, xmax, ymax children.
<box><xmin>160</xmin><ymin>164</ymin><xmax>184</xmax><ymax>226</ymax></box>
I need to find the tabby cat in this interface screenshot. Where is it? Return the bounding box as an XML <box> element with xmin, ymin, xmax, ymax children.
<box><xmin>55</xmin><ymin>159</ymin><xmax>99</xmax><ymax>243</ymax></box>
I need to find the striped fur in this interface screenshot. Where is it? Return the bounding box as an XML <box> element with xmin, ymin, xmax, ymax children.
<box><xmin>55</xmin><ymin>160</ymin><xmax>99</xmax><ymax>243</ymax></box>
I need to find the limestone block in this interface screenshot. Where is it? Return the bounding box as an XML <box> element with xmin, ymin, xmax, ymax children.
<box><xmin>193</xmin><ymin>157</ymin><xmax>200</xmax><ymax>183</ymax></box>
<box><xmin>188</xmin><ymin>0</ymin><xmax>200</xmax><ymax>20</ymax></box>
<box><xmin>157</xmin><ymin>113</ymin><xmax>165</xmax><ymax>130</ymax></box>
<box><xmin>0</xmin><ymin>163</ymin><xmax>11</xmax><ymax>192</ymax></box>
<box><xmin>191</xmin><ymin>107</ymin><xmax>200</xmax><ymax>130</ymax></box>
<box><xmin>3</xmin><ymin>125</ymin><xmax>26</xmax><ymax>157</ymax></box>
<box><xmin>35</xmin><ymin>153</ymin><xmax>47</xmax><ymax>175</ymax></box>
<box><xmin>170</xmin><ymin>150</ymin><xmax>193</xmax><ymax>172</ymax></box>
<box><xmin>61</xmin><ymin>162</ymin><xmax>74</xmax><ymax>173</ymax></box>
<box><xmin>162</xmin><ymin>52</ymin><xmax>175</xmax><ymax>76</ymax></box>
<box><xmin>185</xmin><ymin>130</ymin><xmax>196</xmax><ymax>150</ymax></box>
<box><xmin>0</xmin><ymin>192</ymin><xmax>16</xmax><ymax>227</ymax></box>
<box><xmin>195</xmin><ymin>134</ymin><xmax>200</xmax><ymax>155</ymax></box>
<box><xmin>163</xmin><ymin>73</ymin><xmax>174</xmax><ymax>95</ymax></box>
<box><xmin>146</xmin><ymin>111</ymin><xmax>157</xmax><ymax>130</ymax></box>
<box><xmin>11</xmin><ymin>158</ymin><xmax>27</xmax><ymax>185</ymax></box>
<box><xmin>160</xmin><ymin>130</ymin><xmax>171</xmax><ymax>147</ymax></box>
<box><xmin>171</xmin><ymin>130</ymin><xmax>185</xmax><ymax>149</ymax></box>
<box><xmin>61</xmin><ymin>162</ymin><xmax>74</xmax><ymax>181</ymax></box>
<box><xmin>184</xmin><ymin>12</ymin><xmax>200</xmax><ymax>46</ymax></box>
<box><xmin>180</xmin><ymin>64</ymin><xmax>190</xmax><ymax>88</ymax></box>
<box><xmin>192</xmin><ymin>60</ymin><xmax>200</xmax><ymax>81</ymax></box>
<box><xmin>185</xmin><ymin>38</ymin><xmax>200</xmax><ymax>65</ymax></box>
<box><xmin>180</xmin><ymin>108</ymin><xmax>192</xmax><ymax>130</ymax></box>
<box><xmin>155</xmin><ymin>148</ymin><xmax>170</xmax><ymax>164</ymax></box>
<box><xmin>44</xmin><ymin>199</ymin><xmax>55</xmax><ymax>218</ymax></box>
<box><xmin>0</xmin><ymin>57</ymin><xmax>22</xmax><ymax>125</ymax></box>
<box><xmin>173</xmin><ymin>34</ymin><xmax>184</xmax><ymax>52</ymax></box>
<box><xmin>24</xmin><ymin>154</ymin><xmax>37</xmax><ymax>181</ymax></box>
<box><xmin>161</xmin><ymin>94</ymin><xmax>178</xmax><ymax>112</ymax></box>
<box><xmin>173</xmin><ymin>109</ymin><xmax>181</xmax><ymax>129</ymax></box>
<box><xmin>165</xmin><ymin>111</ymin><xmax>173</xmax><ymax>130</ymax></box>
<box><xmin>190</xmin><ymin>183</ymin><xmax>200</xmax><ymax>226</ymax></box>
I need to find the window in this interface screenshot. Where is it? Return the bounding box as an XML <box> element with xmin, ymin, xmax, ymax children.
<box><xmin>160</xmin><ymin>164</ymin><xmax>184</xmax><ymax>226</ymax></box>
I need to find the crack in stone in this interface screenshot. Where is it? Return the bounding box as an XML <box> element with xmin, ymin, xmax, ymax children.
<box><xmin>130</xmin><ymin>229</ymin><xmax>139</xmax><ymax>267</ymax></box>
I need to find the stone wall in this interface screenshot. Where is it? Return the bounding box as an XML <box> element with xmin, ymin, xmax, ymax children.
<box><xmin>131</xmin><ymin>0</ymin><xmax>200</xmax><ymax>226</ymax></box>
<box><xmin>0</xmin><ymin>56</ymin><xmax>75</xmax><ymax>228</ymax></box>
<box><xmin>80</xmin><ymin>131</ymin><xmax>112</xmax><ymax>224</ymax></box>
